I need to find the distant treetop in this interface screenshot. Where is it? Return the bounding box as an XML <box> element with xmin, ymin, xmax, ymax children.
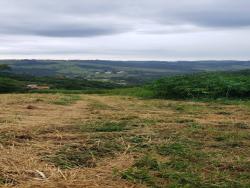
<box><xmin>0</xmin><ymin>64</ymin><xmax>11</xmax><ymax>71</ymax></box>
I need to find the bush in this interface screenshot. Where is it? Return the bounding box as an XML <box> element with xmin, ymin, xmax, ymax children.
<box><xmin>0</xmin><ymin>77</ymin><xmax>25</xmax><ymax>93</ymax></box>
<box><xmin>150</xmin><ymin>70</ymin><xmax>250</xmax><ymax>99</ymax></box>
<box><xmin>0</xmin><ymin>64</ymin><xmax>11</xmax><ymax>71</ymax></box>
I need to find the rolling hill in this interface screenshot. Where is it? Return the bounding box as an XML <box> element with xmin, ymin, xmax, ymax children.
<box><xmin>1</xmin><ymin>60</ymin><xmax>250</xmax><ymax>85</ymax></box>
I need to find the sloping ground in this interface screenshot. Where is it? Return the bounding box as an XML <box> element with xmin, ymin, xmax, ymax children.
<box><xmin>0</xmin><ymin>94</ymin><xmax>250</xmax><ymax>187</ymax></box>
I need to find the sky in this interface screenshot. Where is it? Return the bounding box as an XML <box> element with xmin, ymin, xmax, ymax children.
<box><xmin>0</xmin><ymin>0</ymin><xmax>250</xmax><ymax>60</ymax></box>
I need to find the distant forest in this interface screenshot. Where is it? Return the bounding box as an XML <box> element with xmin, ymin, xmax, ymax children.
<box><xmin>1</xmin><ymin>60</ymin><xmax>250</xmax><ymax>85</ymax></box>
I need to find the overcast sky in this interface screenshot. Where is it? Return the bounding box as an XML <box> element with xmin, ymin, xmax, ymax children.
<box><xmin>0</xmin><ymin>0</ymin><xmax>250</xmax><ymax>60</ymax></box>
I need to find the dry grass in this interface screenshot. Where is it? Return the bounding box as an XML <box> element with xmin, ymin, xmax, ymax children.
<box><xmin>0</xmin><ymin>94</ymin><xmax>249</xmax><ymax>187</ymax></box>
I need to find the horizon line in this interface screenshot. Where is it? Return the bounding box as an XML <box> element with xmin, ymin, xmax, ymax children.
<box><xmin>0</xmin><ymin>58</ymin><xmax>250</xmax><ymax>62</ymax></box>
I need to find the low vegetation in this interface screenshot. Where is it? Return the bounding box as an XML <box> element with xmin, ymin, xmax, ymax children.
<box><xmin>51</xmin><ymin>94</ymin><xmax>81</xmax><ymax>105</ymax></box>
<box><xmin>0</xmin><ymin>77</ymin><xmax>26</xmax><ymax>93</ymax></box>
<box><xmin>150</xmin><ymin>70</ymin><xmax>250</xmax><ymax>99</ymax></box>
<box><xmin>46</xmin><ymin>138</ymin><xmax>124</xmax><ymax>169</ymax></box>
<box><xmin>102</xmin><ymin>70</ymin><xmax>250</xmax><ymax>100</ymax></box>
<box><xmin>0</xmin><ymin>72</ymin><xmax>119</xmax><ymax>94</ymax></box>
<box><xmin>0</xmin><ymin>94</ymin><xmax>249</xmax><ymax>187</ymax></box>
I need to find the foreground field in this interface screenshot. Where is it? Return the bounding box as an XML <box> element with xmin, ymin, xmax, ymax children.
<box><xmin>0</xmin><ymin>94</ymin><xmax>250</xmax><ymax>187</ymax></box>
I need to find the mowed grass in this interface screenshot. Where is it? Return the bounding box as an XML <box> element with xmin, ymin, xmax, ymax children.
<box><xmin>51</xmin><ymin>94</ymin><xmax>81</xmax><ymax>105</ymax></box>
<box><xmin>0</xmin><ymin>94</ymin><xmax>249</xmax><ymax>187</ymax></box>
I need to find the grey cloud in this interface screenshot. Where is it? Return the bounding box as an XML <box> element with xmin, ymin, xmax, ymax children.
<box><xmin>0</xmin><ymin>9</ymin><xmax>132</xmax><ymax>37</ymax></box>
<box><xmin>0</xmin><ymin>0</ymin><xmax>130</xmax><ymax>38</ymax></box>
<box><xmin>0</xmin><ymin>0</ymin><xmax>250</xmax><ymax>60</ymax></box>
<box><xmin>194</xmin><ymin>13</ymin><xmax>250</xmax><ymax>28</ymax></box>
<box><xmin>1</xmin><ymin>0</ymin><xmax>250</xmax><ymax>38</ymax></box>
<box><xmin>33</xmin><ymin>27</ymin><xmax>125</xmax><ymax>38</ymax></box>
<box><xmin>0</xmin><ymin>21</ymin><xmax>130</xmax><ymax>37</ymax></box>
<box><xmin>174</xmin><ymin>5</ymin><xmax>250</xmax><ymax>28</ymax></box>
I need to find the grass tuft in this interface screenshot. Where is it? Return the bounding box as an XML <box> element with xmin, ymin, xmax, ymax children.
<box><xmin>52</xmin><ymin>94</ymin><xmax>81</xmax><ymax>105</ymax></box>
<box><xmin>46</xmin><ymin>139</ymin><xmax>124</xmax><ymax>169</ymax></box>
<box><xmin>79</xmin><ymin>121</ymin><xmax>129</xmax><ymax>132</ymax></box>
<box><xmin>157</xmin><ymin>142</ymin><xmax>190</xmax><ymax>157</ymax></box>
<box><xmin>121</xmin><ymin>168</ymin><xmax>155</xmax><ymax>186</ymax></box>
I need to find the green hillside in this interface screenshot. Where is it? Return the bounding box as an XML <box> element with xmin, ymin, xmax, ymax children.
<box><xmin>1</xmin><ymin>66</ymin><xmax>250</xmax><ymax>100</ymax></box>
<box><xmin>1</xmin><ymin>60</ymin><xmax>250</xmax><ymax>85</ymax></box>
<box><xmin>0</xmin><ymin>72</ymin><xmax>119</xmax><ymax>94</ymax></box>
<box><xmin>150</xmin><ymin>70</ymin><xmax>250</xmax><ymax>99</ymax></box>
<box><xmin>108</xmin><ymin>70</ymin><xmax>250</xmax><ymax>100</ymax></box>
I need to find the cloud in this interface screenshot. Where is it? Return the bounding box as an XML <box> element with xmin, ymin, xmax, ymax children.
<box><xmin>1</xmin><ymin>0</ymin><xmax>250</xmax><ymax>37</ymax></box>
<box><xmin>0</xmin><ymin>19</ymin><xmax>130</xmax><ymax>38</ymax></box>
<box><xmin>0</xmin><ymin>0</ymin><xmax>250</xmax><ymax>59</ymax></box>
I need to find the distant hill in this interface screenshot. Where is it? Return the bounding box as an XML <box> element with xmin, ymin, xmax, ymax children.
<box><xmin>0</xmin><ymin>60</ymin><xmax>250</xmax><ymax>85</ymax></box>
<box><xmin>0</xmin><ymin>72</ymin><xmax>119</xmax><ymax>94</ymax></box>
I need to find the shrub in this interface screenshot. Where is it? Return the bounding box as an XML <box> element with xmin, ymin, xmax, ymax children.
<box><xmin>150</xmin><ymin>70</ymin><xmax>250</xmax><ymax>99</ymax></box>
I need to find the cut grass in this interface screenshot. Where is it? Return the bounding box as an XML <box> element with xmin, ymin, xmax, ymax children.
<box><xmin>175</xmin><ymin>118</ymin><xmax>195</xmax><ymax>124</ymax></box>
<box><xmin>51</xmin><ymin>94</ymin><xmax>81</xmax><ymax>105</ymax></box>
<box><xmin>46</xmin><ymin>145</ymin><xmax>96</xmax><ymax>169</ymax></box>
<box><xmin>46</xmin><ymin>138</ymin><xmax>124</xmax><ymax>169</ymax></box>
<box><xmin>95</xmin><ymin>121</ymin><xmax>127</xmax><ymax>132</ymax></box>
<box><xmin>234</xmin><ymin>122</ymin><xmax>249</xmax><ymax>129</ymax></box>
<box><xmin>126</xmin><ymin>135</ymin><xmax>152</xmax><ymax>152</ymax></box>
<box><xmin>0</xmin><ymin>131</ymin><xmax>33</xmax><ymax>146</ymax></box>
<box><xmin>121</xmin><ymin>139</ymin><xmax>248</xmax><ymax>188</ymax></box>
<box><xmin>121</xmin><ymin>154</ymin><xmax>203</xmax><ymax>188</ymax></box>
<box><xmin>165</xmin><ymin>103</ymin><xmax>207</xmax><ymax>114</ymax></box>
<box><xmin>79</xmin><ymin>121</ymin><xmax>129</xmax><ymax>132</ymax></box>
<box><xmin>134</xmin><ymin>155</ymin><xmax>160</xmax><ymax>171</ymax></box>
<box><xmin>121</xmin><ymin>138</ymin><xmax>212</xmax><ymax>187</ymax></box>
<box><xmin>185</xmin><ymin>122</ymin><xmax>204</xmax><ymax>133</ymax></box>
<box><xmin>214</xmin><ymin>132</ymin><xmax>250</xmax><ymax>142</ymax></box>
<box><xmin>1</xmin><ymin>93</ymin><xmax>250</xmax><ymax>187</ymax></box>
<box><xmin>121</xmin><ymin>168</ymin><xmax>155</xmax><ymax>186</ymax></box>
<box><xmin>87</xmin><ymin>99</ymin><xmax>116</xmax><ymax>110</ymax></box>
<box><xmin>0</xmin><ymin>177</ymin><xmax>5</xmax><ymax>185</ymax></box>
<box><xmin>0</xmin><ymin>177</ymin><xmax>14</xmax><ymax>186</ymax></box>
<box><xmin>157</xmin><ymin>142</ymin><xmax>191</xmax><ymax>157</ymax></box>
<box><xmin>213</xmin><ymin>132</ymin><xmax>250</xmax><ymax>148</ymax></box>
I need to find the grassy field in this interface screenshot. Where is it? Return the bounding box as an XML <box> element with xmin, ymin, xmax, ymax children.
<box><xmin>0</xmin><ymin>93</ymin><xmax>249</xmax><ymax>187</ymax></box>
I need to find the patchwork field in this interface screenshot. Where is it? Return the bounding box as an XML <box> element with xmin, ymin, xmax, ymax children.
<box><xmin>0</xmin><ymin>94</ymin><xmax>250</xmax><ymax>187</ymax></box>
